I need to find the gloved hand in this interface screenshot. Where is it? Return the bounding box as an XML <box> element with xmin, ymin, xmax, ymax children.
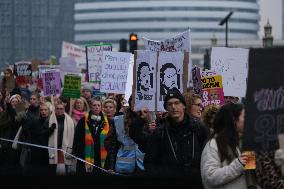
<box><xmin>47</xmin><ymin>123</ymin><xmax>56</xmax><ymax>136</ymax></box>
<box><xmin>50</xmin><ymin>123</ymin><xmax>56</xmax><ymax>130</ymax></box>
<box><xmin>275</xmin><ymin>149</ymin><xmax>284</xmax><ymax>166</ymax></box>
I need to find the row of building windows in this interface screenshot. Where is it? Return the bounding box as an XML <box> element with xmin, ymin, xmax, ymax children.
<box><xmin>75</xmin><ymin>17</ymin><xmax>258</xmax><ymax>24</ymax></box>
<box><xmin>75</xmin><ymin>6</ymin><xmax>258</xmax><ymax>14</ymax></box>
<box><xmin>76</xmin><ymin>28</ymin><xmax>257</xmax><ymax>34</ymax></box>
<box><xmin>77</xmin><ymin>0</ymin><xmax>257</xmax><ymax>2</ymax></box>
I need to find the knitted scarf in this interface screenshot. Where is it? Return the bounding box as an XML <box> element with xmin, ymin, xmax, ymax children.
<box><xmin>85</xmin><ymin>112</ymin><xmax>110</xmax><ymax>169</ymax></box>
<box><xmin>72</xmin><ymin>109</ymin><xmax>85</xmax><ymax>124</ymax></box>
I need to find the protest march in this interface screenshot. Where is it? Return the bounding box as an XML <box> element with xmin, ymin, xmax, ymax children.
<box><xmin>1</xmin><ymin>29</ymin><xmax>284</xmax><ymax>189</ymax></box>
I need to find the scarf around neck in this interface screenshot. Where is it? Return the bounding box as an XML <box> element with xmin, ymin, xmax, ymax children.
<box><xmin>85</xmin><ymin>112</ymin><xmax>110</xmax><ymax>169</ymax></box>
<box><xmin>72</xmin><ymin>109</ymin><xmax>85</xmax><ymax>123</ymax></box>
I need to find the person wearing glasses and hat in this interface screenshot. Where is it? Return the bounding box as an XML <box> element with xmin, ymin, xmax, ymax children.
<box><xmin>144</xmin><ymin>88</ymin><xmax>209</xmax><ymax>187</ymax></box>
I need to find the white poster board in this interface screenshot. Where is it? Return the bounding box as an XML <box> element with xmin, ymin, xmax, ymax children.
<box><xmin>157</xmin><ymin>51</ymin><xmax>184</xmax><ymax>111</ymax></box>
<box><xmin>125</xmin><ymin>54</ymin><xmax>134</xmax><ymax>102</ymax></box>
<box><xmin>142</xmin><ymin>29</ymin><xmax>192</xmax><ymax>87</ymax></box>
<box><xmin>210</xmin><ymin>47</ymin><xmax>249</xmax><ymax>97</ymax></box>
<box><xmin>100</xmin><ymin>51</ymin><xmax>131</xmax><ymax>94</ymax></box>
<box><xmin>86</xmin><ymin>44</ymin><xmax>112</xmax><ymax>85</ymax></box>
<box><xmin>134</xmin><ymin>51</ymin><xmax>157</xmax><ymax>112</ymax></box>
<box><xmin>61</xmin><ymin>41</ymin><xmax>86</xmax><ymax>70</ymax></box>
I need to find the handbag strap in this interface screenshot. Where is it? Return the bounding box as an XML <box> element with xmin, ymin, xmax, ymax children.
<box><xmin>165</xmin><ymin>125</ymin><xmax>178</xmax><ymax>162</ymax></box>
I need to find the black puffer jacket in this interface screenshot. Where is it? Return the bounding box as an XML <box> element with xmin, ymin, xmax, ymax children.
<box><xmin>144</xmin><ymin>114</ymin><xmax>209</xmax><ymax>182</ymax></box>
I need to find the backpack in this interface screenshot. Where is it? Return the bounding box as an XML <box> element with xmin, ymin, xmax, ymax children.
<box><xmin>114</xmin><ymin>115</ymin><xmax>145</xmax><ymax>174</ymax></box>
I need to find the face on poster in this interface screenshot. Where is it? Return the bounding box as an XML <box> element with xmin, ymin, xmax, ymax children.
<box><xmin>134</xmin><ymin>51</ymin><xmax>156</xmax><ymax>111</ymax></box>
<box><xmin>157</xmin><ymin>51</ymin><xmax>184</xmax><ymax>111</ymax></box>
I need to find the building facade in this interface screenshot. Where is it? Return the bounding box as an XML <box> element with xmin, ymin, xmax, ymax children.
<box><xmin>0</xmin><ymin>0</ymin><xmax>74</xmax><ymax>70</ymax></box>
<box><xmin>74</xmin><ymin>0</ymin><xmax>260</xmax><ymax>66</ymax></box>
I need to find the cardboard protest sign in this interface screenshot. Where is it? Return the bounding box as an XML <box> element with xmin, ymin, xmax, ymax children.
<box><xmin>38</xmin><ymin>65</ymin><xmax>61</xmax><ymax>90</ymax></box>
<box><xmin>192</xmin><ymin>67</ymin><xmax>203</xmax><ymax>96</ymax></box>
<box><xmin>14</xmin><ymin>61</ymin><xmax>32</xmax><ymax>77</ymax></box>
<box><xmin>61</xmin><ymin>41</ymin><xmax>86</xmax><ymax>70</ymax></box>
<box><xmin>132</xmin><ymin>51</ymin><xmax>189</xmax><ymax>112</ymax></box>
<box><xmin>86</xmin><ymin>43</ymin><xmax>112</xmax><ymax>85</ymax></box>
<box><xmin>100</xmin><ymin>51</ymin><xmax>131</xmax><ymax>94</ymax></box>
<box><xmin>157</xmin><ymin>51</ymin><xmax>185</xmax><ymax>111</ymax></box>
<box><xmin>14</xmin><ymin>61</ymin><xmax>32</xmax><ymax>86</ymax></box>
<box><xmin>210</xmin><ymin>47</ymin><xmax>249</xmax><ymax>97</ymax></box>
<box><xmin>133</xmin><ymin>51</ymin><xmax>157</xmax><ymax>111</ymax></box>
<box><xmin>125</xmin><ymin>54</ymin><xmax>134</xmax><ymax>102</ymax></box>
<box><xmin>59</xmin><ymin>57</ymin><xmax>80</xmax><ymax>73</ymax></box>
<box><xmin>201</xmin><ymin>75</ymin><xmax>224</xmax><ymax>107</ymax></box>
<box><xmin>192</xmin><ymin>68</ymin><xmax>224</xmax><ymax>107</ymax></box>
<box><xmin>42</xmin><ymin>70</ymin><xmax>61</xmax><ymax>96</ymax></box>
<box><xmin>143</xmin><ymin>29</ymin><xmax>191</xmax><ymax>52</ymax></box>
<box><xmin>63</xmin><ymin>74</ymin><xmax>82</xmax><ymax>99</ymax></box>
<box><xmin>142</xmin><ymin>29</ymin><xmax>192</xmax><ymax>87</ymax></box>
<box><xmin>243</xmin><ymin>48</ymin><xmax>284</xmax><ymax>151</ymax></box>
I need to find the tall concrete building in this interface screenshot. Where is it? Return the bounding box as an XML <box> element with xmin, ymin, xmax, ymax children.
<box><xmin>0</xmin><ymin>0</ymin><xmax>75</xmax><ymax>69</ymax></box>
<box><xmin>74</xmin><ymin>0</ymin><xmax>260</xmax><ymax>66</ymax></box>
<box><xmin>283</xmin><ymin>0</ymin><xmax>284</xmax><ymax>39</ymax></box>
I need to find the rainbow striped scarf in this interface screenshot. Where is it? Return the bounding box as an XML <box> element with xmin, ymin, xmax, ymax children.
<box><xmin>85</xmin><ymin>112</ymin><xmax>110</xmax><ymax>169</ymax></box>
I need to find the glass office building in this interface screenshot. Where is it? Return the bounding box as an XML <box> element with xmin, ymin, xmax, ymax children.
<box><xmin>0</xmin><ymin>0</ymin><xmax>75</xmax><ymax>68</ymax></box>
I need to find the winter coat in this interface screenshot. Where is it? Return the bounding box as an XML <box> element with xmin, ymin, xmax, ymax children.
<box><xmin>0</xmin><ymin>103</ymin><xmax>22</xmax><ymax>175</ymax></box>
<box><xmin>72</xmin><ymin>111</ymin><xmax>119</xmax><ymax>175</ymax></box>
<box><xmin>129</xmin><ymin>116</ymin><xmax>149</xmax><ymax>153</ymax></box>
<box><xmin>201</xmin><ymin>138</ymin><xmax>247</xmax><ymax>189</ymax></box>
<box><xmin>144</xmin><ymin>114</ymin><xmax>209</xmax><ymax>184</ymax></box>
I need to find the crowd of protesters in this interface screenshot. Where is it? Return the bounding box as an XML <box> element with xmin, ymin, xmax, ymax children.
<box><xmin>1</xmin><ymin>67</ymin><xmax>284</xmax><ymax>189</ymax></box>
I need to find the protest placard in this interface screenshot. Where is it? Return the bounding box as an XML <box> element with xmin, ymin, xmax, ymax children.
<box><xmin>201</xmin><ymin>75</ymin><xmax>224</xmax><ymax>107</ymax></box>
<box><xmin>42</xmin><ymin>70</ymin><xmax>61</xmax><ymax>96</ymax></box>
<box><xmin>142</xmin><ymin>29</ymin><xmax>192</xmax><ymax>87</ymax></box>
<box><xmin>14</xmin><ymin>61</ymin><xmax>32</xmax><ymax>86</ymax></box>
<box><xmin>14</xmin><ymin>61</ymin><xmax>32</xmax><ymax>77</ymax></box>
<box><xmin>61</xmin><ymin>41</ymin><xmax>86</xmax><ymax>70</ymax></box>
<box><xmin>243</xmin><ymin>48</ymin><xmax>284</xmax><ymax>151</ymax></box>
<box><xmin>210</xmin><ymin>47</ymin><xmax>249</xmax><ymax>97</ymax></box>
<box><xmin>63</xmin><ymin>74</ymin><xmax>82</xmax><ymax>99</ymax></box>
<box><xmin>86</xmin><ymin>43</ymin><xmax>112</xmax><ymax>85</ymax></box>
<box><xmin>125</xmin><ymin>54</ymin><xmax>134</xmax><ymax>102</ymax></box>
<box><xmin>157</xmin><ymin>51</ymin><xmax>186</xmax><ymax>111</ymax></box>
<box><xmin>143</xmin><ymin>29</ymin><xmax>191</xmax><ymax>53</ymax></box>
<box><xmin>132</xmin><ymin>51</ymin><xmax>188</xmax><ymax>112</ymax></box>
<box><xmin>100</xmin><ymin>51</ymin><xmax>131</xmax><ymax>94</ymax></box>
<box><xmin>133</xmin><ymin>51</ymin><xmax>157</xmax><ymax>111</ymax></box>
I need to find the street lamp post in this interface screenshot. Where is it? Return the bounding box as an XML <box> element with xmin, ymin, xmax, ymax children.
<box><xmin>219</xmin><ymin>11</ymin><xmax>234</xmax><ymax>47</ymax></box>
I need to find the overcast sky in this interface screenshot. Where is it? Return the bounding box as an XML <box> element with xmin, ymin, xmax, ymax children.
<box><xmin>259</xmin><ymin>0</ymin><xmax>282</xmax><ymax>39</ymax></box>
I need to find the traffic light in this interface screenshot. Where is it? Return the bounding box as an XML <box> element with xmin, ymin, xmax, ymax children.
<box><xmin>119</xmin><ymin>38</ymin><xmax>127</xmax><ymax>52</ymax></box>
<box><xmin>129</xmin><ymin>33</ymin><xmax>138</xmax><ymax>54</ymax></box>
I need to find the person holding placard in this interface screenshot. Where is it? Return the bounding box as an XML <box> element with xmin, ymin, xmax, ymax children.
<box><xmin>200</xmin><ymin>103</ymin><xmax>249</xmax><ymax>189</ymax></box>
<box><xmin>144</xmin><ymin>88</ymin><xmax>208</xmax><ymax>186</ymax></box>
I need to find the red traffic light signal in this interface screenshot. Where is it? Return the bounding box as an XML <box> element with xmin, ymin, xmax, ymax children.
<box><xmin>130</xmin><ymin>34</ymin><xmax>138</xmax><ymax>41</ymax></box>
<box><xmin>129</xmin><ymin>33</ymin><xmax>138</xmax><ymax>54</ymax></box>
